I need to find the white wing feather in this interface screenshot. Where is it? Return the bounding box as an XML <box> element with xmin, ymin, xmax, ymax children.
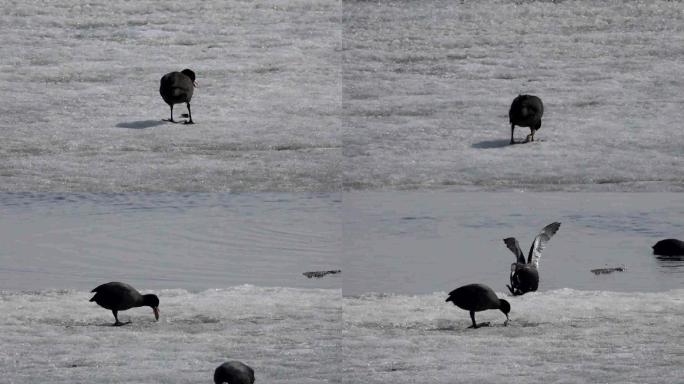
<box><xmin>527</xmin><ymin>222</ymin><xmax>561</xmax><ymax>268</ymax></box>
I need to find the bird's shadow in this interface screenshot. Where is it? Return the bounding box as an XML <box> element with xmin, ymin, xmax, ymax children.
<box><xmin>471</xmin><ymin>139</ymin><xmax>513</xmax><ymax>149</ymax></box>
<box><xmin>115</xmin><ymin>120</ymin><xmax>167</xmax><ymax>129</ymax></box>
<box><xmin>472</xmin><ymin>138</ymin><xmax>540</xmax><ymax>149</ymax></box>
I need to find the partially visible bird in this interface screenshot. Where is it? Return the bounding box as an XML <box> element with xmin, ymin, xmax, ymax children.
<box><xmin>89</xmin><ymin>282</ymin><xmax>160</xmax><ymax>326</ymax></box>
<box><xmin>503</xmin><ymin>222</ymin><xmax>561</xmax><ymax>296</ymax></box>
<box><xmin>214</xmin><ymin>361</ymin><xmax>255</xmax><ymax>384</ymax></box>
<box><xmin>652</xmin><ymin>238</ymin><xmax>684</xmax><ymax>256</ymax></box>
<box><xmin>509</xmin><ymin>94</ymin><xmax>544</xmax><ymax>144</ymax></box>
<box><xmin>160</xmin><ymin>68</ymin><xmax>197</xmax><ymax>124</ymax></box>
<box><xmin>446</xmin><ymin>284</ymin><xmax>510</xmax><ymax>329</ymax></box>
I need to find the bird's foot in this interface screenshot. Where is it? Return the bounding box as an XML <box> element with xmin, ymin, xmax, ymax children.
<box><xmin>183</xmin><ymin>120</ymin><xmax>195</xmax><ymax>125</ymax></box>
<box><xmin>468</xmin><ymin>322</ymin><xmax>491</xmax><ymax>329</ymax></box>
<box><xmin>112</xmin><ymin>321</ymin><xmax>131</xmax><ymax>327</ymax></box>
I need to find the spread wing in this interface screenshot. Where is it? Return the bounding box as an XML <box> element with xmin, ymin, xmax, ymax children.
<box><xmin>503</xmin><ymin>237</ymin><xmax>526</xmax><ymax>264</ymax></box>
<box><xmin>527</xmin><ymin>222</ymin><xmax>561</xmax><ymax>268</ymax></box>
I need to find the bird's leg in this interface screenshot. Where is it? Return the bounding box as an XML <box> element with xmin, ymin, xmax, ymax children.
<box><xmin>165</xmin><ymin>105</ymin><xmax>175</xmax><ymax>123</ymax></box>
<box><xmin>468</xmin><ymin>311</ymin><xmax>490</xmax><ymax>329</ymax></box>
<box><xmin>506</xmin><ymin>284</ymin><xmax>515</xmax><ymax>295</ymax></box>
<box><xmin>468</xmin><ymin>311</ymin><xmax>478</xmax><ymax>328</ymax></box>
<box><xmin>184</xmin><ymin>102</ymin><xmax>194</xmax><ymax>124</ymax></box>
<box><xmin>510</xmin><ymin>124</ymin><xmax>515</xmax><ymax>145</ymax></box>
<box><xmin>529</xmin><ymin>124</ymin><xmax>540</xmax><ymax>142</ymax></box>
<box><xmin>112</xmin><ymin>310</ymin><xmax>122</xmax><ymax>326</ymax></box>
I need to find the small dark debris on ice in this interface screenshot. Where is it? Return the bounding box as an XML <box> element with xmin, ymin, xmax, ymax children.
<box><xmin>591</xmin><ymin>267</ymin><xmax>625</xmax><ymax>275</ymax></box>
<box><xmin>303</xmin><ymin>270</ymin><xmax>341</xmax><ymax>279</ymax></box>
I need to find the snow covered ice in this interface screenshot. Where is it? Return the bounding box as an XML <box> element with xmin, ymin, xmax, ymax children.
<box><xmin>0</xmin><ymin>286</ymin><xmax>341</xmax><ymax>384</ymax></box>
<box><xmin>2</xmin><ymin>0</ymin><xmax>684</xmax><ymax>382</ymax></box>
<box><xmin>0</xmin><ymin>193</ymin><xmax>341</xmax><ymax>383</ymax></box>
<box><xmin>343</xmin><ymin>0</ymin><xmax>684</xmax><ymax>191</ymax></box>
<box><xmin>342</xmin><ymin>289</ymin><xmax>684</xmax><ymax>384</ymax></box>
<box><xmin>341</xmin><ymin>192</ymin><xmax>684</xmax><ymax>383</ymax></box>
<box><xmin>2</xmin><ymin>0</ymin><xmax>683</xmax><ymax>191</ymax></box>
<box><xmin>0</xmin><ymin>0</ymin><xmax>341</xmax><ymax>192</ymax></box>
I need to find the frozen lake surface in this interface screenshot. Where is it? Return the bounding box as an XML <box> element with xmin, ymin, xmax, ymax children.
<box><xmin>0</xmin><ymin>193</ymin><xmax>341</xmax><ymax>383</ymax></box>
<box><xmin>342</xmin><ymin>288</ymin><xmax>683</xmax><ymax>384</ymax></box>
<box><xmin>0</xmin><ymin>0</ymin><xmax>341</xmax><ymax>192</ymax></box>
<box><xmin>1</xmin><ymin>286</ymin><xmax>341</xmax><ymax>383</ymax></box>
<box><xmin>1</xmin><ymin>193</ymin><xmax>683</xmax><ymax>382</ymax></box>
<box><xmin>342</xmin><ymin>192</ymin><xmax>683</xmax><ymax>383</ymax></box>
<box><xmin>343</xmin><ymin>0</ymin><xmax>684</xmax><ymax>191</ymax></box>
<box><xmin>3</xmin><ymin>0</ymin><xmax>683</xmax><ymax>192</ymax></box>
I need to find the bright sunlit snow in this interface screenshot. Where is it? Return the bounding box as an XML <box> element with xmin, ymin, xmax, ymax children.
<box><xmin>340</xmin><ymin>191</ymin><xmax>684</xmax><ymax>383</ymax></box>
<box><xmin>343</xmin><ymin>0</ymin><xmax>684</xmax><ymax>191</ymax></box>
<box><xmin>0</xmin><ymin>286</ymin><xmax>341</xmax><ymax>383</ymax></box>
<box><xmin>0</xmin><ymin>0</ymin><xmax>341</xmax><ymax>192</ymax></box>
<box><xmin>342</xmin><ymin>288</ymin><xmax>683</xmax><ymax>384</ymax></box>
<box><xmin>0</xmin><ymin>193</ymin><xmax>341</xmax><ymax>383</ymax></box>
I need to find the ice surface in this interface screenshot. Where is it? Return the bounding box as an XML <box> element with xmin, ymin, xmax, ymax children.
<box><xmin>0</xmin><ymin>193</ymin><xmax>343</xmax><ymax>382</ymax></box>
<box><xmin>3</xmin><ymin>1</ymin><xmax>683</xmax><ymax>192</ymax></box>
<box><xmin>343</xmin><ymin>0</ymin><xmax>684</xmax><ymax>191</ymax></box>
<box><xmin>342</xmin><ymin>288</ymin><xmax>684</xmax><ymax>384</ymax></box>
<box><xmin>0</xmin><ymin>0</ymin><xmax>341</xmax><ymax>192</ymax></box>
<box><xmin>0</xmin><ymin>286</ymin><xmax>341</xmax><ymax>383</ymax></box>
<box><xmin>344</xmin><ymin>192</ymin><xmax>684</xmax><ymax>296</ymax></box>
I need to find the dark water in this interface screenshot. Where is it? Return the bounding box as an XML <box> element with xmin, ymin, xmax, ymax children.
<box><xmin>0</xmin><ymin>193</ymin><xmax>341</xmax><ymax>291</ymax></box>
<box><xmin>343</xmin><ymin>192</ymin><xmax>684</xmax><ymax>296</ymax></box>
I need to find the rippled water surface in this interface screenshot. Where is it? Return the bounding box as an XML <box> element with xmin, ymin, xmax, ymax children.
<box><xmin>344</xmin><ymin>192</ymin><xmax>684</xmax><ymax>296</ymax></box>
<box><xmin>0</xmin><ymin>193</ymin><xmax>341</xmax><ymax>291</ymax></box>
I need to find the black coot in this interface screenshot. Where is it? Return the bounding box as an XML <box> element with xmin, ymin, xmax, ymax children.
<box><xmin>652</xmin><ymin>239</ymin><xmax>684</xmax><ymax>256</ymax></box>
<box><xmin>509</xmin><ymin>94</ymin><xmax>543</xmax><ymax>144</ymax></box>
<box><xmin>214</xmin><ymin>361</ymin><xmax>255</xmax><ymax>384</ymax></box>
<box><xmin>446</xmin><ymin>284</ymin><xmax>510</xmax><ymax>329</ymax></box>
<box><xmin>90</xmin><ymin>282</ymin><xmax>160</xmax><ymax>326</ymax></box>
<box><xmin>160</xmin><ymin>69</ymin><xmax>197</xmax><ymax>124</ymax></box>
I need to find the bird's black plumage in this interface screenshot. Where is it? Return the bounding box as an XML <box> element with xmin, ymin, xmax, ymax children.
<box><xmin>509</xmin><ymin>94</ymin><xmax>544</xmax><ymax>144</ymax></box>
<box><xmin>90</xmin><ymin>282</ymin><xmax>160</xmax><ymax>326</ymax></box>
<box><xmin>214</xmin><ymin>361</ymin><xmax>255</xmax><ymax>384</ymax></box>
<box><xmin>446</xmin><ymin>284</ymin><xmax>510</xmax><ymax>329</ymax></box>
<box><xmin>160</xmin><ymin>68</ymin><xmax>196</xmax><ymax>124</ymax></box>
<box><xmin>652</xmin><ymin>238</ymin><xmax>684</xmax><ymax>256</ymax></box>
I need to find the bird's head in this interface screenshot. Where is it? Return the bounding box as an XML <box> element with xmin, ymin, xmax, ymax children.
<box><xmin>143</xmin><ymin>294</ymin><xmax>160</xmax><ymax>321</ymax></box>
<box><xmin>181</xmin><ymin>69</ymin><xmax>197</xmax><ymax>87</ymax></box>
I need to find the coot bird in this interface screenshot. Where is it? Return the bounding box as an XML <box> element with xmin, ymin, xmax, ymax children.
<box><xmin>509</xmin><ymin>94</ymin><xmax>544</xmax><ymax>144</ymax></box>
<box><xmin>214</xmin><ymin>361</ymin><xmax>255</xmax><ymax>384</ymax></box>
<box><xmin>653</xmin><ymin>238</ymin><xmax>684</xmax><ymax>256</ymax></box>
<box><xmin>446</xmin><ymin>284</ymin><xmax>510</xmax><ymax>329</ymax></box>
<box><xmin>160</xmin><ymin>68</ymin><xmax>197</xmax><ymax>124</ymax></box>
<box><xmin>504</xmin><ymin>222</ymin><xmax>560</xmax><ymax>296</ymax></box>
<box><xmin>89</xmin><ymin>282</ymin><xmax>160</xmax><ymax>326</ymax></box>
